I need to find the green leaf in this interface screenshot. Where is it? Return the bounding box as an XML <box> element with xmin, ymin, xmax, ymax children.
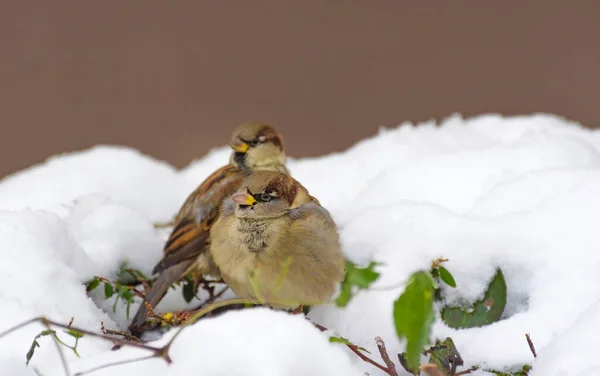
<box><xmin>64</xmin><ymin>329</ymin><xmax>84</xmax><ymax>339</ymax></box>
<box><xmin>438</xmin><ymin>266</ymin><xmax>456</xmax><ymax>288</ymax></box>
<box><xmin>349</xmin><ymin>261</ymin><xmax>380</xmax><ymax>288</ymax></box>
<box><xmin>182</xmin><ymin>280</ymin><xmax>196</xmax><ymax>303</ymax></box>
<box><xmin>131</xmin><ymin>269</ymin><xmax>147</xmax><ymax>280</ymax></box>
<box><xmin>485</xmin><ymin>364</ymin><xmax>532</xmax><ymax>376</ymax></box>
<box><xmin>329</xmin><ymin>335</ymin><xmax>351</xmax><ymax>345</ymax></box>
<box><xmin>397</xmin><ymin>353</ymin><xmax>420</xmax><ymax>375</ymax></box>
<box><xmin>117</xmin><ymin>262</ymin><xmax>128</xmax><ymax>279</ymax></box>
<box><xmin>514</xmin><ymin>365</ymin><xmax>533</xmax><ymax>375</ymax></box>
<box><xmin>335</xmin><ymin>283</ymin><xmax>352</xmax><ymax>307</ymax></box>
<box><xmin>393</xmin><ymin>271</ymin><xmax>436</xmax><ymax>370</ymax></box>
<box><xmin>329</xmin><ymin>336</ymin><xmax>371</xmax><ymax>353</ymax></box>
<box><xmin>117</xmin><ymin>285</ymin><xmax>129</xmax><ymax>296</ymax></box>
<box><xmin>26</xmin><ymin>340</ymin><xmax>40</xmax><ymax>365</ymax></box>
<box><xmin>103</xmin><ymin>283</ymin><xmax>114</xmax><ymax>299</ymax></box>
<box><xmin>335</xmin><ymin>260</ymin><xmax>380</xmax><ymax>307</ymax></box>
<box><xmin>441</xmin><ymin>268</ymin><xmax>507</xmax><ymax>329</ymax></box>
<box><xmin>427</xmin><ymin>337</ymin><xmax>464</xmax><ymax>376</ymax></box>
<box><xmin>120</xmin><ymin>289</ymin><xmax>134</xmax><ymax>302</ymax></box>
<box><xmin>25</xmin><ymin>330</ymin><xmax>56</xmax><ymax>365</ymax></box>
<box><xmin>86</xmin><ymin>278</ymin><xmax>100</xmax><ymax>292</ymax></box>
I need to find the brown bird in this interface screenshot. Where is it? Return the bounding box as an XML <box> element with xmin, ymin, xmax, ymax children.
<box><xmin>129</xmin><ymin>123</ymin><xmax>289</xmax><ymax>334</ymax></box>
<box><xmin>210</xmin><ymin>171</ymin><xmax>345</xmax><ymax>309</ymax></box>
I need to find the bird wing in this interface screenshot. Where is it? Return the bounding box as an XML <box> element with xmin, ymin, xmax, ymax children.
<box><xmin>287</xmin><ymin>201</ymin><xmax>336</xmax><ymax>228</ymax></box>
<box><xmin>152</xmin><ymin>164</ymin><xmax>247</xmax><ymax>275</ymax></box>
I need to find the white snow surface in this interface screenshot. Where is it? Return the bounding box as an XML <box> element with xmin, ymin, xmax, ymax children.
<box><xmin>1</xmin><ymin>113</ymin><xmax>599</xmax><ymax>375</ymax></box>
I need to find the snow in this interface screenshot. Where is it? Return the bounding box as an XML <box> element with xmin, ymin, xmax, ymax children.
<box><xmin>1</xmin><ymin>113</ymin><xmax>600</xmax><ymax>375</ymax></box>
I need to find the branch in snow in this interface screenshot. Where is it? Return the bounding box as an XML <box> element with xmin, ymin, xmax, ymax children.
<box><xmin>0</xmin><ymin>316</ymin><xmax>172</xmax><ymax>376</ymax></box>
<box><xmin>525</xmin><ymin>333</ymin><xmax>537</xmax><ymax>358</ymax></box>
<box><xmin>74</xmin><ymin>355</ymin><xmax>156</xmax><ymax>376</ymax></box>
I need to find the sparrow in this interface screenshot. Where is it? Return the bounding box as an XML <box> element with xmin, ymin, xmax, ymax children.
<box><xmin>210</xmin><ymin>171</ymin><xmax>345</xmax><ymax>309</ymax></box>
<box><xmin>129</xmin><ymin>122</ymin><xmax>289</xmax><ymax>334</ymax></box>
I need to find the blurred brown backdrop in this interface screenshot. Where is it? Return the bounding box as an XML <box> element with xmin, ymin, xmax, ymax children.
<box><xmin>1</xmin><ymin>1</ymin><xmax>599</xmax><ymax>178</ymax></box>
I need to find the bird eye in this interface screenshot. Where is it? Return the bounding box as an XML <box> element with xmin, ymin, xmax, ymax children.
<box><xmin>249</xmin><ymin>137</ymin><xmax>260</xmax><ymax>146</ymax></box>
<box><xmin>260</xmin><ymin>193</ymin><xmax>272</xmax><ymax>202</ymax></box>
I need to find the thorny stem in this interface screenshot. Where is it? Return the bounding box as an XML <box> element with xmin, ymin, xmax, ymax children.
<box><xmin>100</xmin><ymin>322</ymin><xmax>143</xmax><ymax>348</ymax></box>
<box><xmin>311</xmin><ymin>322</ymin><xmax>394</xmax><ymax>375</ymax></box>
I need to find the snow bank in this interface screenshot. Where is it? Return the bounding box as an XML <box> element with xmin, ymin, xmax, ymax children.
<box><xmin>1</xmin><ymin>113</ymin><xmax>599</xmax><ymax>375</ymax></box>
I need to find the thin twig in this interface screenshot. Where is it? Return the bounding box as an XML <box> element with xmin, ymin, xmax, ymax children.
<box><xmin>194</xmin><ymin>285</ymin><xmax>230</xmax><ymax>309</ymax></box>
<box><xmin>455</xmin><ymin>366</ymin><xmax>479</xmax><ymax>375</ymax></box>
<box><xmin>0</xmin><ymin>317</ymin><xmax>40</xmax><ymax>338</ymax></box>
<box><xmin>375</xmin><ymin>336</ymin><xmax>398</xmax><ymax>376</ymax></box>
<box><xmin>40</xmin><ymin>318</ymin><xmax>70</xmax><ymax>376</ymax></box>
<box><xmin>0</xmin><ymin>316</ymin><xmax>171</xmax><ymax>376</ymax></box>
<box><xmin>45</xmin><ymin>319</ymin><xmax>165</xmax><ymax>357</ymax></box>
<box><xmin>73</xmin><ymin>354</ymin><xmax>156</xmax><ymax>376</ymax></box>
<box><xmin>312</xmin><ymin>322</ymin><xmax>393</xmax><ymax>375</ymax></box>
<box><xmin>525</xmin><ymin>333</ymin><xmax>537</xmax><ymax>358</ymax></box>
<box><xmin>100</xmin><ymin>322</ymin><xmax>143</xmax><ymax>349</ymax></box>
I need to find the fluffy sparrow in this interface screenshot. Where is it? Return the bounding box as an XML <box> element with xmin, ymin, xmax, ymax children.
<box><xmin>210</xmin><ymin>171</ymin><xmax>345</xmax><ymax>309</ymax></box>
<box><xmin>129</xmin><ymin>123</ymin><xmax>288</xmax><ymax>334</ymax></box>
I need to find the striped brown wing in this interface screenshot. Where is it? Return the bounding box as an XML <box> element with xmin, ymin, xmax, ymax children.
<box><xmin>152</xmin><ymin>164</ymin><xmax>247</xmax><ymax>275</ymax></box>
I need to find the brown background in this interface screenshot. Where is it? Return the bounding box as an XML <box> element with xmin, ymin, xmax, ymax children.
<box><xmin>1</xmin><ymin>1</ymin><xmax>599</xmax><ymax>178</ymax></box>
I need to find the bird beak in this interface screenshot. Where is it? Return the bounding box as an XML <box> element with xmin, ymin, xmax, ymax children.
<box><xmin>231</xmin><ymin>192</ymin><xmax>257</xmax><ymax>206</ymax></box>
<box><xmin>229</xmin><ymin>138</ymin><xmax>249</xmax><ymax>153</ymax></box>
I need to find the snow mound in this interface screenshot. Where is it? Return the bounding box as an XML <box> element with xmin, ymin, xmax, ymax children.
<box><xmin>1</xmin><ymin>113</ymin><xmax>599</xmax><ymax>375</ymax></box>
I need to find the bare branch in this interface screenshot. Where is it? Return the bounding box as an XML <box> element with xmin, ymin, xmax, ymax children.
<box><xmin>0</xmin><ymin>316</ymin><xmax>171</xmax><ymax>376</ymax></box>
<box><xmin>375</xmin><ymin>336</ymin><xmax>398</xmax><ymax>376</ymax></box>
<box><xmin>525</xmin><ymin>333</ymin><xmax>537</xmax><ymax>358</ymax></box>
<box><xmin>454</xmin><ymin>366</ymin><xmax>479</xmax><ymax>375</ymax></box>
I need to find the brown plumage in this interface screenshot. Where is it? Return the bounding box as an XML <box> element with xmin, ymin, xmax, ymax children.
<box><xmin>129</xmin><ymin>123</ymin><xmax>288</xmax><ymax>335</ymax></box>
<box><xmin>210</xmin><ymin>171</ymin><xmax>345</xmax><ymax>309</ymax></box>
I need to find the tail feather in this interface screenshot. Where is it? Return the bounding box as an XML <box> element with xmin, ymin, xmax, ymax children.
<box><xmin>128</xmin><ymin>260</ymin><xmax>193</xmax><ymax>336</ymax></box>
